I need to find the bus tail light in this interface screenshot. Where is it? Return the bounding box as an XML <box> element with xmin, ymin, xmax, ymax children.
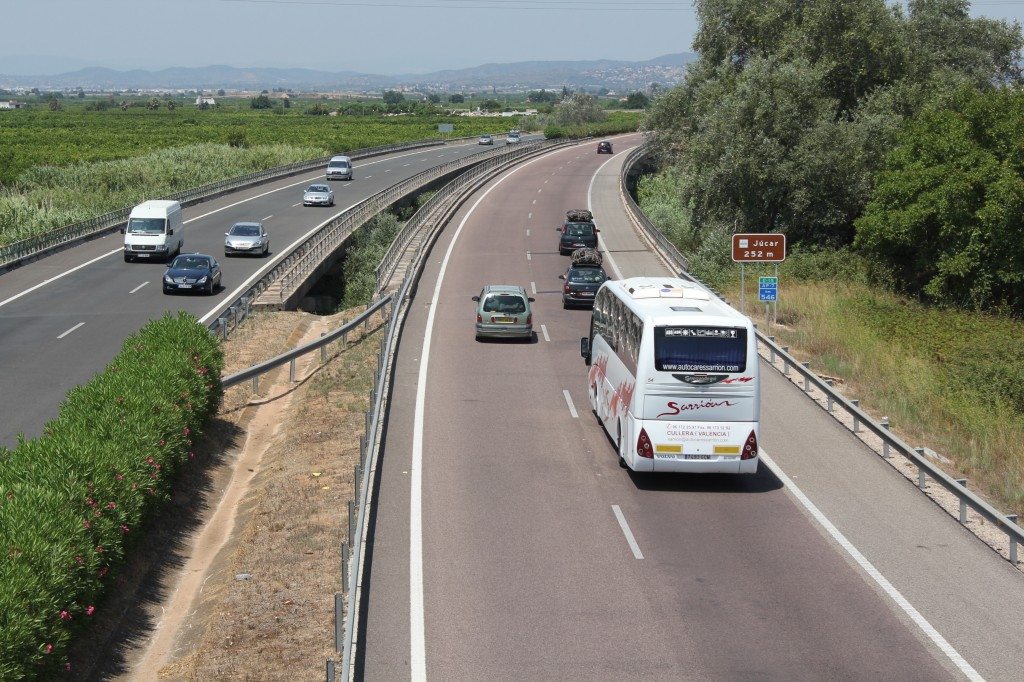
<box><xmin>741</xmin><ymin>430</ymin><xmax>758</xmax><ymax>460</ymax></box>
<box><xmin>637</xmin><ymin>428</ymin><xmax>654</xmax><ymax>459</ymax></box>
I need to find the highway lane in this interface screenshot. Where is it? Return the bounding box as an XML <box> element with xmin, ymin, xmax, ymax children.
<box><xmin>360</xmin><ymin>138</ymin><xmax>954</xmax><ymax>679</ymax></box>
<box><xmin>0</xmin><ymin>139</ymin><xmax>513</xmax><ymax>446</ymax></box>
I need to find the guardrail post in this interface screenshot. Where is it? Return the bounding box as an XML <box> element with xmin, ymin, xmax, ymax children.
<box><xmin>880</xmin><ymin>418</ymin><xmax>890</xmax><ymax>458</ymax></box>
<box><xmin>781</xmin><ymin>347</ymin><xmax>790</xmax><ymax>376</ymax></box>
<box><xmin>289</xmin><ymin>358</ymin><xmax>297</xmax><ymax>383</ymax></box>
<box><xmin>1011</xmin><ymin>538</ymin><xmax>1019</xmax><ymax>565</ymax></box>
<box><xmin>851</xmin><ymin>400</ymin><xmax>861</xmax><ymax>433</ymax></box>
<box><xmin>365</xmin><ymin>412</ymin><xmax>372</xmax><ymax>439</ymax></box>
<box><xmin>800</xmin><ymin>362</ymin><xmax>811</xmax><ymax>391</ymax></box>
<box><xmin>955</xmin><ymin>479</ymin><xmax>968</xmax><ymax>523</ymax></box>
<box><xmin>768</xmin><ymin>338</ymin><xmax>776</xmax><ymax>363</ymax></box>
<box><xmin>327</xmin><ymin>659</ymin><xmax>336</xmax><ymax>682</ymax></box>
<box><xmin>341</xmin><ymin>541</ymin><xmax>349</xmax><ymax>590</ymax></box>
<box><xmin>347</xmin><ymin>500</ymin><xmax>355</xmax><ymax>544</ymax></box>
<box><xmin>917</xmin><ymin>465</ymin><xmax>927</xmax><ymax>490</ymax></box>
<box><xmin>360</xmin><ymin>435</ymin><xmax>367</xmax><ymax>467</ymax></box>
<box><xmin>334</xmin><ymin>592</ymin><xmax>344</xmax><ymax>653</ymax></box>
<box><xmin>824</xmin><ymin>380</ymin><xmax>834</xmax><ymax>413</ymax></box>
<box><xmin>220</xmin><ymin>318</ymin><xmax>229</xmax><ymax>340</ymax></box>
<box><xmin>341</xmin><ymin>330</ymin><xmax>348</xmax><ymax>349</ymax></box>
<box><xmin>354</xmin><ymin>464</ymin><xmax>361</xmax><ymax>489</ymax></box>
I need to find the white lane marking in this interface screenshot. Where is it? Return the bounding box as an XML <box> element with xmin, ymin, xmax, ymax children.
<box><xmin>588</xmin><ymin>150</ymin><xmax>629</xmax><ymax>280</ymax></box>
<box><xmin>540</xmin><ymin>324</ymin><xmax>550</xmax><ymax>342</ymax></box>
<box><xmin>532</xmin><ymin>199</ymin><xmax>537</xmax><ymax>205</ymax></box>
<box><xmin>530</xmin><ymin>281</ymin><xmax>536</xmax><ymax>294</ymax></box>
<box><xmin>526</xmin><ymin>251</ymin><xmax>532</xmax><ymax>261</ymax></box>
<box><xmin>129</xmin><ymin>281</ymin><xmax>149</xmax><ymax>294</ymax></box>
<box><xmin>0</xmin><ymin>248</ymin><xmax>122</xmax><ymax>309</ymax></box>
<box><xmin>562</xmin><ymin>390</ymin><xmax>579</xmax><ymax>418</ymax></box>
<box><xmin>544</xmin><ymin>179</ymin><xmax>549</xmax><ymax>184</ymax></box>
<box><xmin>385</xmin><ymin>169</ymin><xmax>392</xmax><ymax>173</ymax></box>
<box><xmin>0</xmin><ymin>146</ymin><xmax>453</xmax><ymax>308</ymax></box>
<box><xmin>410</xmin><ymin>145</ymin><xmax>577</xmax><ymax>679</ymax></box>
<box><xmin>292</xmin><ymin>202</ymin><xmax>301</xmax><ymax>207</ymax></box>
<box><xmin>365</xmin><ymin>175</ymin><xmax>373</xmax><ymax>178</ymax></box>
<box><xmin>57</xmin><ymin>322</ymin><xmax>85</xmax><ymax>339</ymax></box>
<box><xmin>261</xmin><ymin>214</ymin><xmax>273</xmax><ymax>221</ymax></box>
<box><xmin>759</xmin><ymin>449</ymin><xmax>982</xmax><ymax>681</ymax></box>
<box><xmin>526</xmin><ymin>229</ymin><xmax>530</xmax><ymax>237</ymax></box>
<box><xmin>404</xmin><ymin>163</ymin><xmax>411</xmax><ymax>167</ymax></box>
<box><xmin>537</xmin><ymin>188</ymin><xmax>542</xmax><ymax>193</ymax></box>
<box><xmin>611</xmin><ymin>505</ymin><xmax>644</xmax><ymax>559</ymax></box>
<box><xmin>528</xmin><ymin>212</ymin><xmax>532</xmax><ymax>220</ymax></box>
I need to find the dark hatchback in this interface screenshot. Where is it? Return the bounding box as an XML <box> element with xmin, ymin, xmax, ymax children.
<box><xmin>163</xmin><ymin>253</ymin><xmax>222</xmax><ymax>295</ymax></box>
<box><xmin>557</xmin><ymin>222</ymin><xmax>599</xmax><ymax>255</ymax></box>
<box><xmin>560</xmin><ymin>263</ymin><xmax>609</xmax><ymax>307</ymax></box>
<box><xmin>597</xmin><ymin>140</ymin><xmax>613</xmax><ymax>154</ymax></box>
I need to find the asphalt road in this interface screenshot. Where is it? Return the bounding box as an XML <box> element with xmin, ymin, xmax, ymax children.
<box><xmin>0</xmin><ymin>139</ymin><xmax>515</xmax><ymax>447</ymax></box>
<box><xmin>359</xmin><ymin>138</ymin><xmax>962</xmax><ymax>680</ymax></box>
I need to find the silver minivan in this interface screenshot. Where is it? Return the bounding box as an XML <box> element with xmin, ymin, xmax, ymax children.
<box><xmin>326</xmin><ymin>155</ymin><xmax>353</xmax><ymax>180</ymax></box>
<box><xmin>473</xmin><ymin>285</ymin><xmax>534</xmax><ymax>341</ymax></box>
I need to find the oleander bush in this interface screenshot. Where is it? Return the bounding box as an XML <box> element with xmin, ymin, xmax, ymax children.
<box><xmin>0</xmin><ymin>312</ymin><xmax>223</xmax><ymax>678</ymax></box>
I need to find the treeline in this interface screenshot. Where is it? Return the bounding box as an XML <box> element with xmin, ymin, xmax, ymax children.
<box><xmin>642</xmin><ymin>0</ymin><xmax>1024</xmax><ymax>313</ymax></box>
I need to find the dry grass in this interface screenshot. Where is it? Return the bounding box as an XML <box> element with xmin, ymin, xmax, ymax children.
<box><xmin>735</xmin><ymin>279</ymin><xmax>1024</xmax><ymax>516</ymax></box>
<box><xmin>160</xmin><ymin>307</ymin><xmax>384</xmax><ymax>681</ymax></box>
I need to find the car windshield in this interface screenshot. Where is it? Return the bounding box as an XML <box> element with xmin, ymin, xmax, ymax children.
<box><xmin>328</xmin><ymin>161</ymin><xmax>349</xmax><ymax>168</ymax></box>
<box><xmin>127</xmin><ymin>217</ymin><xmax>166</xmax><ymax>234</ymax></box>
<box><xmin>307</xmin><ymin>185</ymin><xmax>329</xmax><ymax>192</ymax></box>
<box><xmin>230</xmin><ymin>225</ymin><xmax>260</xmax><ymax>236</ymax></box>
<box><xmin>568</xmin><ymin>268</ymin><xmax>606</xmax><ymax>283</ymax></box>
<box><xmin>565</xmin><ymin>223</ymin><xmax>594</xmax><ymax>237</ymax></box>
<box><xmin>172</xmin><ymin>256</ymin><xmax>210</xmax><ymax>270</ymax></box>
<box><xmin>482</xmin><ymin>294</ymin><xmax>527</xmax><ymax>314</ymax></box>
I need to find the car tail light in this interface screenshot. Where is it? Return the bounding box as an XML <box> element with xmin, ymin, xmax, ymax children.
<box><xmin>637</xmin><ymin>428</ymin><xmax>654</xmax><ymax>459</ymax></box>
<box><xmin>526</xmin><ymin>314</ymin><xmax>532</xmax><ymax>325</ymax></box>
<box><xmin>741</xmin><ymin>430</ymin><xmax>758</xmax><ymax>460</ymax></box>
<box><xmin>564</xmin><ymin>283</ymin><xmax>571</xmax><ymax>293</ymax></box>
<box><xmin>477</xmin><ymin>314</ymin><xmax>482</xmax><ymax>323</ymax></box>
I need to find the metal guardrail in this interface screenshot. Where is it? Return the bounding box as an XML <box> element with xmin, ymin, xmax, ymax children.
<box><xmin>0</xmin><ymin>139</ymin><xmax>448</xmax><ymax>271</ymax></box>
<box><xmin>620</xmin><ymin>146</ymin><xmax>1024</xmax><ymax>565</ymax></box>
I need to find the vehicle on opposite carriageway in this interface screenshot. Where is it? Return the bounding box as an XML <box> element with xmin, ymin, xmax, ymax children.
<box><xmin>580</xmin><ymin>278</ymin><xmax>760</xmax><ymax>474</ymax></box>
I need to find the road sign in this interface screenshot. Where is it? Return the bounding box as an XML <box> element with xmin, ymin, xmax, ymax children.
<box><xmin>758</xmin><ymin>276</ymin><xmax>778</xmax><ymax>302</ymax></box>
<box><xmin>732</xmin><ymin>233</ymin><xmax>786</xmax><ymax>262</ymax></box>
<box><xmin>437</xmin><ymin>123</ymin><xmax>454</xmax><ymax>133</ymax></box>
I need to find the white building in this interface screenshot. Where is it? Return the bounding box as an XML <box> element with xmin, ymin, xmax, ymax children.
<box><xmin>0</xmin><ymin>101</ymin><xmax>25</xmax><ymax>109</ymax></box>
<box><xmin>195</xmin><ymin>96</ymin><xmax>216</xmax><ymax>106</ymax></box>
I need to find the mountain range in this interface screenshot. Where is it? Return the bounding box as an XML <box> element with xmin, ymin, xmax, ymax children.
<box><xmin>0</xmin><ymin>53</ymin><xmax>694</xmax><ymax>92</ymax></box>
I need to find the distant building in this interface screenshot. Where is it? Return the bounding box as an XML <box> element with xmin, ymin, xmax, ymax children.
<box><xmin>0</xmin><ymin>101</ymin><xmax>25</xmax><ymax>109</ymax></box>
<box><xmin>195</xmin><ymin>96</ymin><xmax>216</xmax><ymax>107</ymax></box>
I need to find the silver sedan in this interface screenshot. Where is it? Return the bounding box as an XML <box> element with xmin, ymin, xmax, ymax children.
<box><xmin>224</xmin><ymin>222</ymin><xmax>270</xmax><ymax>257</ymax></box>
<box><xmin>303</xmin><ymin>184</ymin><xmax>335</xmax><ymax>207</ymax></box>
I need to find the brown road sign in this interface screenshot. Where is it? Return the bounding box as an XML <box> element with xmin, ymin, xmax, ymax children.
<box><xmin>732</xmin><ymin>233</ymin><xmax>786</xmax><ymax>262</ymax></box>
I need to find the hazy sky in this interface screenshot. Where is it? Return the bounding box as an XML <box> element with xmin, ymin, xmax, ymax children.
<box><xmin>2</xmin><ymin>0</ymin><xmax>1022</xmax><ymax>75</ymax></box>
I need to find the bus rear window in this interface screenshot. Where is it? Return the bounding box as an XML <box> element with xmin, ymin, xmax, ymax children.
<box><xmin>654</xmin><ymin>326</ymin><xmax>747</xmax><ymax>373</ymax></box>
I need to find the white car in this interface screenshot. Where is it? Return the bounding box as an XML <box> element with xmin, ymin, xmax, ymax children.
<box><xmin>303</xmin><ymin>184</ymin><xmax>335</xmax><ymax>207</ymax></box>
<box><xmin>479</xmin><ymin>134</ymin><xmax>494</xmax><ymax>145</ymax></box>
<box><xmin>505</xmin><ymin>132</ymin><xmax>521</xmax><ymax>145</ymax></box>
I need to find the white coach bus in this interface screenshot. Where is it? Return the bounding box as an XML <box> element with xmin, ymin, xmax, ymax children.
<box><xmin>579</xmin><ymin>278</ymin><xmax>760</xmax><ymax>473</ymax></box>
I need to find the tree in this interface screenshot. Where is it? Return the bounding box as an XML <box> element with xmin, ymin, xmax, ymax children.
<box><xmin>625</xmin><ymin>91</ymin><xmax>650</xmax><ymax>109</ymax></box>
<box><xmin>77</xmin><ymin>89</ymin><xmax>85</xmax><ymax>99</ymax></box>
<box><xmin>250</xmin><ymin>94</ymin><xmax>273</xmax><ymax>109</ymax></box>
<box><xmin>217</xmin><ymin>88</ymin><xmax>226</xmax><ymax>96</ymax></box>
<box><xmin>382</xmin><ymin>90</ymin><xmax>405</xmax><ymax>105</ymax></box>
<box><xmin>304</xmin><ymin>103</ymin><xmax>330</xmax><ymax>115</ymax></box>
<box><xmin>427</xmin><ymin>93</ymin><xmax>441</xmax><ymax>104</ymax></box>
<box><xmin>480</xmin><ymin>99</ymin><xmax>503</xmax><ymax>112</ymax></box>
<box><xmin>146</xmin><ymin>97</ymin><xmax>161</xmax><ymax>110</ymax></box>
<box><xmin>855</xmin><ymin>86</ymin><xmax>1024</xmax><ymax>312</ymax></box>
<box><xmin>48</xmin><ymin>98</ymin><xmax>63</xmax><ymax>111</ymax></box>
<box><xmin>449</xmin><ymin>93</ymin><xmax>465</xmax><ymax>104</ymax></box>
<box><xmin>527</xmin><ymin>89</ymin><xmax>557</xmax><ymax>104</ymax></box>
<box><xmin>282</xmin><ymin>97</ymin><xmax>291</xmax><ymax>108</ymax></box>
<box><xmin>227</xmin><ymin>129</ymin><xmax>247</xmax><ymax>148</ymax></box>
<box><xmin>166</xmin><ymin>100</ymin><xmax>175</xmax><ymax>110</ymax></box>
<box><xmin>552</xmin><ymin>93</ymin><xmax>606</xmax><ymax>126</ymax></box>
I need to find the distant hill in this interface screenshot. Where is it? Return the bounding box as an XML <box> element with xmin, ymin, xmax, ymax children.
<box><xmin>0</xmin><ymin>53</ymin><xmax>695</xmax><ymax>92</ymax></box>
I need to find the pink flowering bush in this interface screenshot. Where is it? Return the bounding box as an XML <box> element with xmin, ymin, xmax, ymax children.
<box><xmin>0</xmin><ymin>312</ymin><xmax>222</xmax><ymax>678</ymax></box>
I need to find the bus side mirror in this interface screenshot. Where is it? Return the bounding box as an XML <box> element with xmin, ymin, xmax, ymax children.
<box><xmin>580</xmin><ymin>337</ymin><xmax>591</xmax><ymax>365</ymax></box>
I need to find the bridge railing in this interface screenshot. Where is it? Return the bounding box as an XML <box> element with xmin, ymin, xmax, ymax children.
<box><xmin>620</xmin><ymin>145</ymin><xmax>1024</xmax><ymax>566</ymax></box>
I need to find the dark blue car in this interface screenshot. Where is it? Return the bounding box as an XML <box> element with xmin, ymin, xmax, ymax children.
<box><xmin>163</xmin><ymin>253</ymin><xmax>222</xmax><ymax>295</ymax></box>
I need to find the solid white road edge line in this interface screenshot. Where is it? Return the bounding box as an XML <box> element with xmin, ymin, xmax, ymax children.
<box><xmin>758</xmin><ymin>448</ymin><xmax>982</xmax><ymax>681</ymax></box>
<box><xmin>129</xmin><ymin>281</ymin><xmax>149</xmax><ymax>294</ymax></box>
<box><xmin>588</xmin><ymin>147</ymin><xmax>633</xmax><ymax>281</ymax></box>
<box><xmin>562</xmin><ymin>390</ymin><xmax>579</xmax><ymax>418</ymax></box>
<box><xmin>540</xmin><ymin>324</ymin><xmax>550</xmax><ymax>342</ymax></box>
<box><xmin>57</xmin><ymin>322</ymin><xmax>85</xmax><ymax>339</ymax></box>
<box><xmin>611</xmin><ymin>505</ymin><xmax>644</xmax><ymax>559</ymax></box>
<box><xmin>0</xmin><ymin>145</ymin><xmax>466</xmax><ymax>309</ymax></box>
<box><xmin>409</xmin><ymin>143</ymin><xmax>581</xmax><ymax>681</ymax></box>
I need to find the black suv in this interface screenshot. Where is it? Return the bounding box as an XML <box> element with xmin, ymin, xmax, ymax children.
<box><xmin>560</xmin><ymin>262</ymin><xmax>608</xmax><ymax>308</ymax></box>
<box><xmin>597</xmin><ymin>140</ymin><xmax>613</xmax><ymax>154</ymax></box>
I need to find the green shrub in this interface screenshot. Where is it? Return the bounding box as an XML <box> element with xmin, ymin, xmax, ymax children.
<box><xmin>0</xmin><ymin>313</ymin><xmax>222</xmax><ymax>678</ymax></box>
<box><xmin>340</xmin><ymin>213</ymin><xmax>401</xmax><ymax>308</ymax></box>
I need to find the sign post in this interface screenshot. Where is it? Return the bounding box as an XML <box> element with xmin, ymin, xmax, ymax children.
<box><xmin>731</xmin><ymin>233</ymin><xmax>786</xmax><ymax>319</ymax></box>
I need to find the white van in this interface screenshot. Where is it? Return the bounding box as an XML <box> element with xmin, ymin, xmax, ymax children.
<box><xmin>123</xmin><ymin>200</ymin><xmax>184</xmax><ymax>263</ymax></box>
<box><xmin>325</xmin><ymin>155</ymin><xmax>353</xmax><ymax>181</ymax></box>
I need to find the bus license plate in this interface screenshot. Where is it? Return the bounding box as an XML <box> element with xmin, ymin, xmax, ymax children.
<box><xmin>683</xmin><ymin>454</ymin><xmax>712</xmax><ymax>460</ymax></box>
